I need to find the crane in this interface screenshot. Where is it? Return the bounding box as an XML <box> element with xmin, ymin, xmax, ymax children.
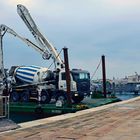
<box><xmin>0</xmin><ymin>24</ymin><xmax>50</xmax><ymax>59</ymax></box>
<box><xmin>0</xmin><ymin>26</ymin><xmax>6</xmax><ymax>95</ymax></box>
<box><xmin>17</xmin><ymin>4</ymin><xmax>64</xmax><ymax>71</ymax></box>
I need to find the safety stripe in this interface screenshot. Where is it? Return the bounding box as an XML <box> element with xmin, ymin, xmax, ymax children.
<box><xmin>16</xmin><ymin>70</ymin><xmax>34</xmax><ymax>77</ymax></box>
<box><xmin>16</xmin><ymin>74</ymin><xmax>33</xmax><ymax>83</ymax></box>
<box><xmin>16</xmin><ymin>72</ymin><xmax>34</xmax><ymax>79</ymax></box>
<box><xmin>30</xmin><ymin>65</ymin><xmax>41</xmax><ymax>69</ymax></box>
<box><xmin>17</xmin><ymin>67</ymin><xmax>37</xmax><ymax>72</ymax></box>
<box><xmin>16</xmin><ymin>69</ymin><xmax>35</xmax><ymax>75</ymax></box>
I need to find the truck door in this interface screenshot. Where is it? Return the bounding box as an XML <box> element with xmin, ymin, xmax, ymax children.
<box><xmin>58</xmin><ymin>72</ymin><xmax>77</xmax><ymax>91</ymax></box>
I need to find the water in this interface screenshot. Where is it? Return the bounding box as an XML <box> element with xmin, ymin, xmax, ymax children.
<box><xmin>115</xmin><ymin>92</ymin><xmax>139</xmax><ymax>100</ymax></box>
<box><xmin>10</xmin><ymin>112</ymin><xmax>51</xmax><ymax>123</ymax></box>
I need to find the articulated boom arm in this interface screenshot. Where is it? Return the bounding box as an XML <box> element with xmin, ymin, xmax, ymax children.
<box><xmin>0</xmin><ymin>24</ymin><xmax>46</xmax><ymax>56</ymax></box>
<box><xmin>0</xmin><ymin>26</ymin><xmax>5</xmax><ymax>90</ymax></box>
<box><xmin>17</xmin><ymin>4</ymin><xmax>64</xmax><ymax>70</ymax></box>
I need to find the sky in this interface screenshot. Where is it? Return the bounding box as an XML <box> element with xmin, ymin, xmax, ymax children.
<box><xmin>0</xmin><ymin>0</ymin><xmax>140</xmax><ymax>79</ymax></box>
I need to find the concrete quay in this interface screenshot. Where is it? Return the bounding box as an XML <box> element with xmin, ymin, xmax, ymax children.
<box><xmin>1</xmin><ymin>96</ymin><xmax>140</xmax><ymax>140</ymax></box>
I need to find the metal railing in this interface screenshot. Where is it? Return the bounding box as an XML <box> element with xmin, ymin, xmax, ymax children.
<box><xmin>0</xmin><ymin>96</ymin><xmax>9</xmax><ymax>119</ymax></box>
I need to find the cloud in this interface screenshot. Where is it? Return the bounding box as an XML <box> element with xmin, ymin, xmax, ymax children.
<box><xmin>105</xmin><ymin>0</ymin><xmax>140</xmax><ymax>7</ymax></box>
<box><xmin>1</xmin><ymin>0</ymin><xmax>140</xmax><ymax>79</ymax></box>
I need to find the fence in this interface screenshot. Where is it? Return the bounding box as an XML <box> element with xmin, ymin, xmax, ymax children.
<box><xmin>0</xmin><ymin>96</ymin><xmax>9</xmax><ymax>119</ymax></box>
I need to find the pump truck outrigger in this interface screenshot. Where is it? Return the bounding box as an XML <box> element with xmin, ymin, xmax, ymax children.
<box><xmin>0</xmin><ymin>4</ymin><xmax>90</xmax><ymax>104</ymax></box>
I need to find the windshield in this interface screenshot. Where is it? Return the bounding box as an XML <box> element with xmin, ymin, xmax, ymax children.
<box><xmin>72</xmin><ymin>72</ymin><xmax>90</xmax><ymax>81</ymax></box>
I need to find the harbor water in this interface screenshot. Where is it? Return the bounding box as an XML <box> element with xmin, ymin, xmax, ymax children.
<box><xmin>115</xmin><ymin>92</ymin><xmax>139</xmax><ymax>100</ymax></box>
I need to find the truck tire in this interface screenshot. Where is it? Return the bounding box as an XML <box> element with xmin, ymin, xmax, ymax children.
<box><xmin>40</xmin><ymin>90</ymin><xmax>51</xmax><ymax>104</ymax></box>
<box><xmin>55</xmin><ymin>92</ymin><xmax>67</xmax><ymax>102</ymax></box>
<box><xmin>72</xmin><ymin>95</ymin><xmax>84</xmax><ymax>103</ymax></box>
<box><xmin>10</xmin><ymin>91</ymin><xmax>20</xmax><ymax>102</ymax></box>
<box><xmin>21</xmin><ymin>91</ymin><xmax>29</xmax><ymax>102</ymax></box>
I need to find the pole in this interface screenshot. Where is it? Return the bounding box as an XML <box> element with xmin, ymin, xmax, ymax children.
<box><xmin>63</xmin><ymin>47</ymin><xmax>72</xmax><ymax>106</ymax></box>
<box><xmin>0</xmin><ymin>32</ymin><xmax>4</xmax><ymax>81</ymax></box>
<box><xmin>0</xmin><ymin>31</ymin><xmax>5</xmax><ymax>96</ymax></box>
<box><xmin>102</xmin><ymin>55</ymin><xmax>107</xmax><ymax>98</ymax></box>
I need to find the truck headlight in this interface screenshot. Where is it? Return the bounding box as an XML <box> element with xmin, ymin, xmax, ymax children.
<box><xmin>74</xmin><ymin>93</ymin><xmax>79</xmax><ymax>96</ymax></box>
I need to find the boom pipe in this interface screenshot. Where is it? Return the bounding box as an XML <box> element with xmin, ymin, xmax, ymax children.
<box><xmin>0</xmin><ymin>24</ymin><xmax>45</xmax><ymax>56</ymax></box>
<box><xmin>17</xmin><ymin>4</ymin><xmax>64</xmax><ymax>70</ymax></box>
<box><xmin>0</xmin><ymin>29</ymin><xmax>5</xmax><ymax>83</ymax></box>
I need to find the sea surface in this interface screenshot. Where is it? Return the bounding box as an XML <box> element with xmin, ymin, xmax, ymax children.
<box><xmin>115</xmin><ymin>92</ymin><xmax>139</xmax><ymax>100</ymax></box>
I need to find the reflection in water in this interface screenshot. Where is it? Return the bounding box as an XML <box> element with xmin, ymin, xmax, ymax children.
<box><xmin>116</xmin><ymin>92</ymin><xmax>139</xmax><ymax>100</ymax></box>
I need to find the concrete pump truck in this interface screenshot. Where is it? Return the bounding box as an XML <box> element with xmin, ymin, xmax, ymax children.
<box><xmin>0</xmin><ymin>4</ymin><xmax>90</xmax><ymax>104</ymax></box>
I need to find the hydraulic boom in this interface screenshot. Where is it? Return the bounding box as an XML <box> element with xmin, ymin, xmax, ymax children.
<box><xmin>0</xmin><ymin>27</ymin><xmax>6</xmax><ymax>95</ymax></box>
<box><xmin>17</xmin><ymin>4</ymin><xmax>64</xmax><ymax>70</ymax></box>
<box><xmin>0</xmin><ymin>24</ymin><xmax>46</xmax><ymax>56</ymax></box>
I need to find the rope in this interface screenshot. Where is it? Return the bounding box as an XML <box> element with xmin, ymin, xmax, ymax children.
<box><xmin>91</xmin><ymin>58</ymin><xmax>101</xmax><ymax>80</ymax></box>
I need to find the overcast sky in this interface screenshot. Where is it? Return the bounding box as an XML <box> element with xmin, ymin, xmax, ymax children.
<box><xmin>1</xmin><ymin>0</ymin><xmax>140</xmax><ymax>79</ymax></box>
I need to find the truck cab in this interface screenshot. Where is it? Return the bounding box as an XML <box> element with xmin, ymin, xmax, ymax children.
<box><xmin>71</xmin><ymin>69</ymin><xmax>90</xmax><ymax>94</ymax></box>
<box><xmin>58</xmin><ymin>69</ymin><xmax>90</xmax><ymax>103</ymax></box>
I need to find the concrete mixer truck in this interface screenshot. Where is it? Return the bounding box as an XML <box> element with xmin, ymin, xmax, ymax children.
<box><xmin>0</xmin><ymin>4</ymin><xmax>90</xmax><ymax>104</ymax></box>
<box><xmin>0</xmin><ymin>24</ymin><xmax>56</xmax><ymax>104</ymax></box>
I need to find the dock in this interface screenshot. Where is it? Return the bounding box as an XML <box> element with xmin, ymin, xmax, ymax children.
<box><xmin>1</xmin><ymin>96</ymin><xmax>140</xmax><ymax>139</ymax></box>
<box><xmin>9</xmin><ymin>97</ymin><xmax>119</xmax><ymax>114</ymax></box>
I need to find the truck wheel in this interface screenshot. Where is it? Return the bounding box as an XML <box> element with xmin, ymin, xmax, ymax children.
<box><xmin>56</xmin><ymin>93</ymin><xmax>67</xmax><ymax>102</ymax></box>
<box><xmin>10</xmin><ymin>91</ymin><xmax>20</xmax><ymax>102</ymax></box>
<box><xmin>40</xmin><ymin>90</ymin><xmax>51</xmax><ymax>104</ymax></box>
<box><xmin>72</xmin><ymin>96</ymin><xmax>84</xmax><ymax>103</ymax></box>
<box><xmin>21</xmin><ymin>91</ymin><xmax>29</xmax><ymax>102</ymax></box>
